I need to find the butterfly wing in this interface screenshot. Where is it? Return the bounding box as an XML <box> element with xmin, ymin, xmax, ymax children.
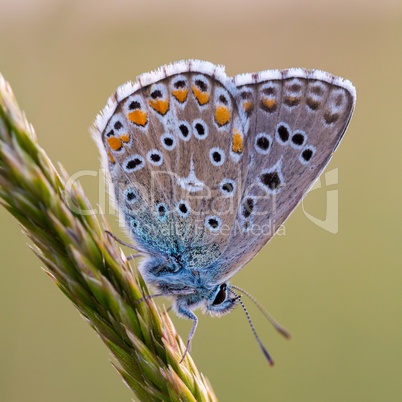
<box><xmin>92</xmin><ymin>61</ymin><xmax>248</xmax><ymax>269</ymax></box>
<box><xmin>212</xmin><ymin>69</ymin><xmax>356</xmax><ymax>283</ymax></box>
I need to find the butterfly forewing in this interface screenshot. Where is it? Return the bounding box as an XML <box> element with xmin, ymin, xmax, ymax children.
<box><xmin>212</xmin><ymin>69</ymin><xmax>356</xmax><ymax>282</ymax></box>
<box><xmin>97</xmin><ymin>62</ymin><xmax>248</xmax><ymax>268</ymax></box>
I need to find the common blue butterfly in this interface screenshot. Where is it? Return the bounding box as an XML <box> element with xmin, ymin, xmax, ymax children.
<box><xmin>92</xmin><ymin>60</ymin><xmax>356</xmax><ymax>364</ymax></box>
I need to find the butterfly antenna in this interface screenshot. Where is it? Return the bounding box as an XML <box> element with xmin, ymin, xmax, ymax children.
<box><xmin>232</xmin><ymin>285</ymin><xmax>291</xmax><ymax>339</ymax></box>
<box><xmin>229</xmin><ymin>289</ymin><xmax>274</xmax><ymax>366</ymax></box>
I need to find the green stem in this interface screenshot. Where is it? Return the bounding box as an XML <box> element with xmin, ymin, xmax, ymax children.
<box><xmin>0</xmin><ymin>75</ymin><xmax>217</xmax><ymax>402</ymax></box>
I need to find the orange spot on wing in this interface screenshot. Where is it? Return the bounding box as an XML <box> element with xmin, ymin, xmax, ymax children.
<box><xmin>232</xmin><ymin>130</ymin><xmax>243</xmax><ymax>153</ymax></box>
<box><xmin>107</xmin><ymin>137</ymin><xmax>123</xmax><ymax>151</ymax></box>
<box><xmin>127</xmin><ymin>110</ymin><xmax>147</xmax><ymax>126</ymax></box>
<box><xmin>172</xmin><ymin>89</ymin><xmax>189</xmax><ymax>103</ymax></box>
<box><xmin>284</xmin><ymin>96</ymin><xmax>300</xmax><ymax>106</ymax></box>
<box><xmin>243</xmin><ymin>100</ymin><xmax>253</xmax><ymax>112</ymax></box>
<box><xmin>120</xmin><ymin>133</ymin><xmax>130</xmax><ymax>143</ymax></box>
<box><xmin>214</xmin><ymin>105</ymin><xmax>231</xmax><ymax>126</ymax></box>
<box><xmin>149</xmin><ymin>99</ymin><xmax>169</xmax><ymax>115</ymax></box>
<box><xmin>108</xmin><ymin>151</ymin><xmax>115</xmax><ymax>164</ymax></box>
<box><xmin>261</xmin><ymin>98</ymin><xmax>277</xmax><ymax>112</ymax></box>
<box><xmin>192</xmin><ymin>86</ymin><xmax>210</xmax><ymax>105</ymax></box>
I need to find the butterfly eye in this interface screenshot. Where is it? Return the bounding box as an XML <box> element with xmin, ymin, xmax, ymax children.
<box><xmin>212</xmin><ymin>284</ymin><xmax>227</xmax><ymax>305</ymax></box>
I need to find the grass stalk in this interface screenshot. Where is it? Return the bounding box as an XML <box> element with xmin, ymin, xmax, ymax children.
<box><xmin>0</xmin><ymin>75</ymin><xmax>217</xmax><ymax>402</ymax></box>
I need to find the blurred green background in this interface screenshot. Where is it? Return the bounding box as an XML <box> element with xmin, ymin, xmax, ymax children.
<box><xmin>0</xmin><ymin>1</ymin><xmax>401</xmax><ymax>401</ymax></box>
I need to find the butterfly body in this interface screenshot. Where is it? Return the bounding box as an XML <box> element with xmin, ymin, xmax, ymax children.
<box><xmin>141</xmin><ymin>252</ymin><xmax>237</xmax><ymax>313</ymax></box>
<box><xmin>93</xmin><ymin>60</ymin><xmax>355</xmax><ymax>361</ymax></box>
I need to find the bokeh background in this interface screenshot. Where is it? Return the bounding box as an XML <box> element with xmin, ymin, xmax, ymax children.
<box><xmin>0</xmin><ymin>1</ymin><xmax>401</xmax><ymax>401</ymax></box>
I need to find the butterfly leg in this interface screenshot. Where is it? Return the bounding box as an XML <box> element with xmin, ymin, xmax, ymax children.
<box><xmin>105</xmin><ymin>230</ymin><xmax>143</xmax><ymax>254</ymax></box>
<box><xmin>177</xmin><ymin>306</ymin><xmax>198</xmax><ymax>363</ymax></box>
<box><xmin>163</xmin><ymin>305</ymin><xmax>173</xmax><ymax>315</ymax></box>
<box><xmin>127</xmin><ymin>254</ymin><xmax>142</xmax><ymax>260</ymax></box>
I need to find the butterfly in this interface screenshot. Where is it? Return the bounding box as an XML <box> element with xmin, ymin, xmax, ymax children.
<box><xmin>92</xmin><ymin>60</ymin><xmax>356</xmax><ymax>364</ymax></box>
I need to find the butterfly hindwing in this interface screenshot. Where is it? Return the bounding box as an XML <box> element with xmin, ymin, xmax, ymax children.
<box><xmin>212</xmin><ymin>69</ymin><xmax>356</xmax><ymax>283</ymax></box>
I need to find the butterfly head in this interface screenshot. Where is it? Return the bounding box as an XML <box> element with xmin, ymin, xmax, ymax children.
<box><xmin>170</xmin><ymin>282</ymin><xmax>239</xmax><ymax>318</ymax></box>
<box><xmin>141</xmin><ymin>255</ymin><xmax>239</xmax><ymax>316</ymax></box>
<box><xmin>201</xmin><ymin>283</ymin><xmax>240</xmax><ymax>317</ymax></box>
